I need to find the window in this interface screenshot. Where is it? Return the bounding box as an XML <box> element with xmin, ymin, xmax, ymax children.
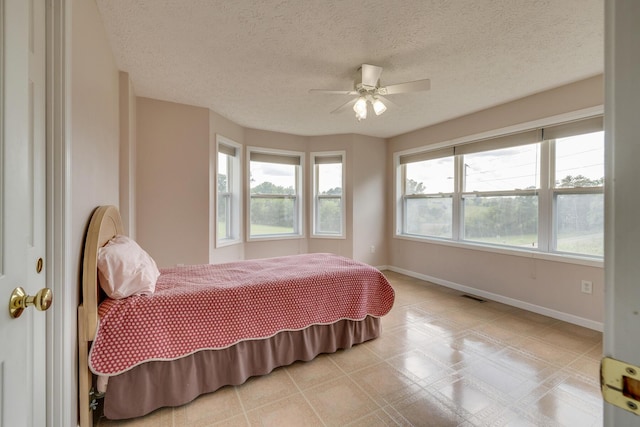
<box><xmin>552</xmin><ymin>130</ymin><xmax>604</xmax><ymax>256</ymax></box>
<box><xmin>462</xmin><ymin>143</ymin><xmax>540</xmax><ymax>248</ymax></box>
<box><xmin>400</xmin><ymin>149</ymin><xmax>454</xmax><ymax>239</ymax></box>
<box><xmin>395</xmin><ymin>116</ymin><xmax>604</xmax><ymax>259</ymax></box>
<box><xmin>248</xmin><ymin>148</ymin><xmax>304</xmax><ymax>239</ymax></box>
<box><xmin>215</xmin><ymin>136</ymin><xmax>242</xmax><ymax>247</ymax></box>
<box><xmin>312</xmin><ymin>152</ymin><xmax>345</xmax><ymax>237</ymax></box>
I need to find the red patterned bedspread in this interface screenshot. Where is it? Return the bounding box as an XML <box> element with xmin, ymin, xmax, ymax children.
<box><xmin>89</xmin><ymin>253</ymin><xmax>394</xmax><ymax>376</ymax></box>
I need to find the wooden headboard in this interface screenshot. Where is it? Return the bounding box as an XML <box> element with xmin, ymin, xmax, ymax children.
<box><xmin>80</xmin><ymin>205</ymin><xmax>123</xmax><ymax>341</ymax></box>
<box><xmin>78</xmin><ymin>205</ymin><xmax>123</xmax><ymax>427</ymax></box>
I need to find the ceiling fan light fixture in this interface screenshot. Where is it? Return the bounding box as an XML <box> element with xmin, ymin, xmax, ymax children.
<box><xmin>310</xmin><ymin>63</ymin><xmax>431</xmax><ymax>122</ymax></box>
<box><xmin>353</xmin><ymin>97</ymin><xmax>367</xmax><ymax>120</ymax></box>
<box><xmin>372</xmin><ymin>98</ymin><xmax>387</xmax><ymax>116</ymax></box>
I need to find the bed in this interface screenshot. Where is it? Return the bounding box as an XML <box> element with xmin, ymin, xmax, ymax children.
<box><xmin>78</xmin><ymin>205</ymin><xmax>395</xmax><ymax>425</ymax></box>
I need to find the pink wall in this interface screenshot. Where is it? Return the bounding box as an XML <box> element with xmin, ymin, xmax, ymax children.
<box><xmin>136</xmin><ymin>98</ymin><xmax>210</xmax><ymax>267</ymax></box>
<box><xmin>119</xmin><ymin>72</ymin><xmax>136</xmax><ymax>238</ymax></box>
<box><xmin>69</xmin><ymin>0</ymin><xmax>121</xmax><ymax>422</ymax></box>
<box><xmin>351</xmin><ymin>134</ymin><xmax>388</xmax><ymax>266</ymax></box>
<box><xmin>391</xmin><ymin>76</ymin><xmax>604</xmax><ymax>151</ymax></box>
<box><xmin>387</xmin><ymin>75</ymin><xmax>605</xmax><ymax>328</ymax></box>
<box><xmin>70</xmin><ymin>0</ymin><xmax>120</xmax><ymax>292</ymax></box>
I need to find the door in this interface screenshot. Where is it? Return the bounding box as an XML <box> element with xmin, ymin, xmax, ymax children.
<box><xmin>604</xmin><ymin>0</ymin><xmax>640</xmax><ymax>425</ymax></box>
<box><xmin>0</xmin><ymin>0</ymin><xmax>47</xmax><ymax>426</ymax></box>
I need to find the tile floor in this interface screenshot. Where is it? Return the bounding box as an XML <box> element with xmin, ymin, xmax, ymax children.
<box><xmin>97</xmin><ymin>271</ymin><xmax>603</xmax><ymax>427</ymax></box>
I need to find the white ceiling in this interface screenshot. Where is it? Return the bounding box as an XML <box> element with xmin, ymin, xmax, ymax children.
<box><xmin>96</xmin><ymin>0</ymin><xmax>603</xmax><ymax>139</ymax></box>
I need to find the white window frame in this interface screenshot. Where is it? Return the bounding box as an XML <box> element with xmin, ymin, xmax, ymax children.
<box><xmin>247</xmin><ymin>146</ymin><xmax>305</xmax><ymax>241</ymax></box>
<box><xmin>214</xmin><ymin>135</ymin><xmax>242</xmax><ymax>248</ymax></box>
<box><xmin>311</xmin><ymin>151</ymin><xmax>346</xmax><ymax>238</ymax></box>
<box><xmin>394</xmin><ymin>113</ymin><xmax>605</xmax><ymax>265</ymax></box>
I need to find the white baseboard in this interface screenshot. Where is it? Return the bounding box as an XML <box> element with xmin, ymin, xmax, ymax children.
<box><xmin>386</xmin><ymin>265</ymin><xmax>603</xmax><ymax>332</ymax></box>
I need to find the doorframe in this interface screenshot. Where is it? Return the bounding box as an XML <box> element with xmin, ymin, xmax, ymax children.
<box><xmin>603</xmin><ymin>0</ymin><xmax>640</xmax><ymax>425</ymax></box>
<box><xmin>46</xmin><ymin>0</ymin><xmax>73</xmax><ymax>425</ymax></box>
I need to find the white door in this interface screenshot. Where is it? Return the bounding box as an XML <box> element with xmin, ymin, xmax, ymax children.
<box><xmin>0</xmin><ymin>0</ymin><xmax>47</xmax><ymax>426</ymax></box>
<box><xmin>604</xmin><ymin>0</ymin><xmax>640</xmax><ymax>426</ymax></box>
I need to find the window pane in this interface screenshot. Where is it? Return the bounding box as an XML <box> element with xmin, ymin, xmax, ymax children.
<box><xmin>216</xmin><ymin>138</ymin><xmax>242</xmax><ymax>247</ymax></box>
<box><xmin>405</xmin><ymin>157</ymin><xmax>454</xmax><ymax>194</ymax></box>
<box><xmin>217</xmin><ymin>194</ymin><xmax>229</xmax><ymax>239</ymax></box>
<box><xmin>217</xmin><ymin>153</ymin><xmax>229</xmax><ymax>192</ymax></box>
<box><xmin>318</xmin><ymin>163</ymin><xmax>342</xmax><ymax>195</ymax></box>
<box><xmin>464</xmin><ymin>144</ymin><xmax>540</xmax><ymax>192</ymax></box>
<box><xmin>463</xmin><ymin>195</ymin><xmax>538</xmax><ymax>248</ymax></box>
<box><xmin>249</xmin><ymin>152</ymin><xmax>301</xmax><ymax>238</ymax></box>
<box><xmin>217</xmin><ymin>152</ymin><xmax>230</xmax><ymax>241</ymax></box>
<box><xmin>555</xmin><ymin>131</ymin><xmax>604</xmax><ymax>188</ymax></box>
<box><xmin>250</xmin><ymin>161</ymin><xmax>296</xmax><ymax>194</ymax></box>
<box><xmin>250</xmin><ymin>197</ymin><xmax>295</xmax><ymax>236</ymax></box>
<box><xmin>405</xmin><ymin>197</ymin><xmax>452</xmax><ymax>238</ymax></box>
<box><xmin>556</xmin><ymin>193</ymin><xmax>603</xmax><ymax>256</ymax></box>
<box><xmin>317</xmin><ymin>198</ymin><xmax>342</xmax><ymax>234</ymax></box>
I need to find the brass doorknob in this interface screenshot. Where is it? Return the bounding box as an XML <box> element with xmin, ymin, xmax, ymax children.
<box><xmin>9</xmin><ymin>287</ymin><xmax>52</xmax><ymax>319</ymax></box>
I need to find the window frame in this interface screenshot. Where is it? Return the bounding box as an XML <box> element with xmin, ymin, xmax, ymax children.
<box><xmin>311</xmin><ymin>151</ymin><xmax>346</xmax><ymax>238</ymax></box>
<box><xmin>394</xmin><ymin>115</ymin><xmax>604</xmax><ymax>264</ymax></box>
<box><xmin>214</xmin><ymin>135</ymin><xmax>242</xmax><ymax>248</ymax></box>
<box><xmin>247</xmin><ymin>146</ymin><xmax>305</xmax><ymax>241</ymax></box>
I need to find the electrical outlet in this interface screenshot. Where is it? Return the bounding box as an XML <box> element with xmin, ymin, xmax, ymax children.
<box><xmin>370</xmin><ymin>245</ymin><xmax>376</xmax><ymax>253</ymax></box>
<box><xmin>581</xmin><ymin>280</ymin><xmax>593</xmax><ymax>294</ymax></box>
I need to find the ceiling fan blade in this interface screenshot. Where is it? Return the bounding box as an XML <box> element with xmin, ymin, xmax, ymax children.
<box><xmin>309</xmin><ymin>89</ymin><xmax>358</xmax><ymax>95</ymax></box>
<box><xmin>377</xmin><ymin>95</ymin><xmax>398</xmax><ymax>108</ymax></box>
<box><xmin>379</xmin><ymin>78</ymin><xmax>431</xmax><ymax>95</ymax></box>
<box><xmin>361</xmin><ymin>64</ymin><xmax>383</xmax><ymax>87</ymax></box>
<box><xmin>330</xmin><ymin>98</ymin><xmax>357</xmax><ymax>114</ymax></box>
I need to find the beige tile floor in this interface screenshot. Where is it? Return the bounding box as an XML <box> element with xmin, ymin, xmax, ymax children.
<box><xmin>97</xmin><ymin>271</ymin><xmax>603</xmax><ymax>427</ymax></box>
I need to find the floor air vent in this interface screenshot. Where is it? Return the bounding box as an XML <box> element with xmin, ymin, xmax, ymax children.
<box><xmin>461</xmin><ymin>294</ymin><xmax>486</xmax><ymax>303</ymax></box>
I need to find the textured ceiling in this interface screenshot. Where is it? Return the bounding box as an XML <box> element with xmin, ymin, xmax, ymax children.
<box><xmin>96</xmin><ymin>0</ymin><xmax>603</xmax><ymax>139</ymax></box>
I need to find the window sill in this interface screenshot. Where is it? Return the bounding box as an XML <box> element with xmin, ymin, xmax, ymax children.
<box><xmin>247</xmin><ymin>234</ymin><xmax>305</xmax><ymax>242</ymax></box>
<box><xmin>311</xmin><ymin>234</ymin><xmax>346</xmax><ymax>240</ymax></box>
<box><xmin>215</xmin><ymin>238</ymin><xmax>242</xmax><ymax>248</ymax></box>
<box><xmin>393</xmin><ymin>234</ymin><xmax>603</xmax><ymax>268</ymax></box>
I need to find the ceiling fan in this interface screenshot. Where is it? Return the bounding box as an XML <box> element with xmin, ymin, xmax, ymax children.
<box><xmin>309</xmin><ymin>64</ymin><xmax>431</xmax><ymax>121</ymax></box>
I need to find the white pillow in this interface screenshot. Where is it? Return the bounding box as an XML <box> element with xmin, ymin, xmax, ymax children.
<box><xmin>97</xmin><ymin>235</ymin><xmax>160</xmax><ymax>299</ymax></box>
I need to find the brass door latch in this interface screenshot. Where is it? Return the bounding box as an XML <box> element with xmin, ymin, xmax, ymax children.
<box><xmin>601</xmin><ymin>356</ymin><xmax>640</xmax><ymax>415</ymax></box>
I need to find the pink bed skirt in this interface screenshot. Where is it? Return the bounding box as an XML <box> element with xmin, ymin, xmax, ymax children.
<box><xmin>103</xmin><ymin>316</ymin><xmax>381</xmax><ymax>420</ymax></box>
